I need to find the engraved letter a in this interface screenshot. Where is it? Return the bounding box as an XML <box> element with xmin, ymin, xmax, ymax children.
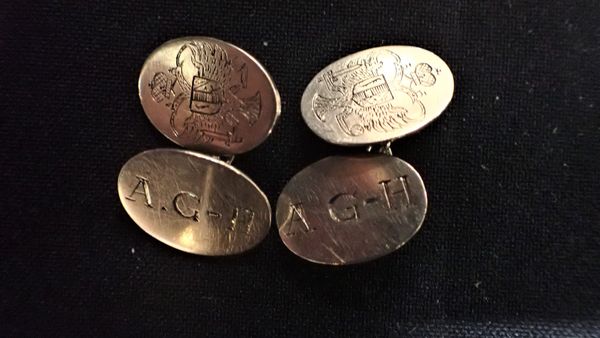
<box><xmin>125</xmin><ymin>175</ymin><xmax>153</xmax><ymax>207</ymax></box>
<box><xmin>283</xmin><ymin>203</ymin><xmax>313</xmax><ymax>236</ymax></box>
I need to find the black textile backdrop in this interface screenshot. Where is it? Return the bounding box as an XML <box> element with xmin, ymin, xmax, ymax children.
<box><xmin>1</xmin><ymin>1</ymin><xmax>599</xmax><ymax>336</ymax></box>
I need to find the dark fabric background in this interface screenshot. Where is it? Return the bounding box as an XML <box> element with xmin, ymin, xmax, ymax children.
<box><xmin>1</xmin><ymin>0</ymin><xmax>599</xmax><ymax>336</ymax></box>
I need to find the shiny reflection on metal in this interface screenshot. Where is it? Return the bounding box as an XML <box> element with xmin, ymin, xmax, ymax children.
<box><xmin>302</xmin><ymin>46</ymin><xmax>453</xmax><ymax>145</ymax></box>
<box><xmin>118</xmin><ymin>149</ymin><xmax>271</xmax><ymax>255</ymax></box>
<box><xmin>139</xmin><ymin>37</ymin><xmax>280</xmax><ymax>155</ymax></box>
<box><xmin>276</xmin><ymin>155</ymin><xmax>427</xmax><ymax>265</ymax></box>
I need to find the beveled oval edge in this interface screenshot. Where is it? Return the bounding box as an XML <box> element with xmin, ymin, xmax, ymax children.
<box><xmin>276</xmin><ymin>155</ymin><xmax>428</xmax><ymax>265</ymax></box>
<box><xmin>301</xmin><ymin>45</ymin><xmax>454</xmax><ymax>146</ymax></box>
<box><xmin>118</xmin><ymin>148</ymin><xmax>272</xmax><ymax>256</ymax></box>
<box><xmin>138</xmin><ymin>36</ymin><xmax>281</xmax><ymax>155</ymax></box>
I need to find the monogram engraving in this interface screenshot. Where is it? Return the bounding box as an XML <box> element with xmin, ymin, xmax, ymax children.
<box><xmin>149</xmin><ymin>41</ymin><xmax>261</xmax><ymax>146</ymax></box>
<box><xmin>282</xmin><ymin>203</ymin><xmax>315</xmax><ymax>236</ymax></box>
<box><xmin>312</xmin><ymin>50</ymin><xmax>440</xmax><ymax>137</ymax></box>
<box><xmin>123</xmin><ymin>180</ymin><xmax>254</xmax><ymax>234</ymax></box>
<box><xmin>229</xmin><ymin>208</ymin><xmax>255</xmax><ymax>234</ymax></box>
<box><xmin>171</xmin><ymin>190</ymin><xmax>255</xmax><ymax>233</ymax></box>
<box><xmin>379</xmin><ymin>175</ymin><xmax>410</xmax><ymax>209</ymax></box>
<box><xmin>125</xmin><ymin>176</ymin><xmax>153</xmax><ymax>207</ymax></box>
<box><xmin>327</xmin><ymin>176</ymin><xmax>411</xmax><ymax>223</ymax></box>
<box><xmin>207</xmin><ymin>210</ymin><xmax>222</xmax><ymax>218</ymax></box>
<box><xmin>173</xmin><ymin>191</ymin><xmax>201</xmax><ymax>221</ymax></box>
<box><xmin>328</xmin><ymin>193</ymin><xmax>359</xmax><ymax>222</ymax></box>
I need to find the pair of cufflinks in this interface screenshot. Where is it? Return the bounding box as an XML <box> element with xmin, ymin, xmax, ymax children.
<box><xmin>118</xmin><ymin>37</ymin><xmax>454</xmax><ymax>265</ymax></box>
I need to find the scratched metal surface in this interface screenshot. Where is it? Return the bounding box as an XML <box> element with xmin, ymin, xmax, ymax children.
<box><xmin>3</xmin><ymin>1</ymin><xmax>600</xmax><ymax>336</ymax></box>
<box><xmin>302</xmin><ymin>46</ymin><xmax>454</xmax><ymax>146</ymax></box>
<box><xmin>277</xmin><ymin>155</ymin><xmax>427</xmax><ymax>265</ymax></box>
<box><xmin>118</xmin><ymin>149</ymin><xmax>271</xmax><ymax>255</ymax></box>
<box><xmin>139</xmin><ymin>37</ymin><xmax>281</xmax><ymax>155</ymax></box>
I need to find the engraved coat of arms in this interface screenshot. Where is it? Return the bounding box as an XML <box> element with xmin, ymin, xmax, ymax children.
<box><xmin>149</xmin><ymin>41</ymin><xmax>261</xmax><ymax>146</ymax></box>
<box><xmin>312</xmin><ymin>50</ymin><xmax>439</xmax><ymax>137</ymax></box>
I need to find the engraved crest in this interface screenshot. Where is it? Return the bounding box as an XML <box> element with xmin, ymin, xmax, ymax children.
<box><xmin>149</xmin><ymin>41</ymin><xmax>261</xmax><ymax>146</ymax></box>
<box><xmin>311</xmin><ymin>50</ymin><xmax>440</xmax><ymax>137</ymax></box>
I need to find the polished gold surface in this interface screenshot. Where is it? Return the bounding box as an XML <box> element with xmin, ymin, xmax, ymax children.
<box><xmin>302</xmin><ymin>46</ymin><xmax>453</xmax><ymax>145</ymax></box>
<box><xmin>139</xmin><ymin>37</ymin><xmax>280</xmax><ymax>155</ymax></box>
<box><xmin>118</xmin><ymin>149</ymin><xmax>271</xmax><ymax>255</ymax></box>
<box><xmin>276</xmin><ymin>155</ymin><xmax>427</xmax><ymax>265</ymax></box>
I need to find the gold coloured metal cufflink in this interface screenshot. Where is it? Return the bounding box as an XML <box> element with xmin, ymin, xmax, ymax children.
<box><xmin>276</xmin><ymin>45</ymin><xmax>454</xmax><ymax>265</ymax></box>
<box><xmin>118</xmin><ymin>37</ymin><xmax>280</xmax><ymax>255</ymax></box>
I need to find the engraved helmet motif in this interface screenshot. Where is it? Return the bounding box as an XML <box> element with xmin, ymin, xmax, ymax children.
<box><xmin>174</xmin><ymin>41</ymin><xmax>232</xmax><ymax>115</ymax></box>
<box><xmin>344</xmin><ymin>55</ymin><xmax>396</xmax><ymax>108</ymax></box>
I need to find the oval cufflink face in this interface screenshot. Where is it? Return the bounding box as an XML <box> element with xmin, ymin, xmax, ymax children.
<box><xmin>276</xmin><ymin>155</ymin><xmax>427</xmax><ymax>265</ymax></box>
<box><xmin>118</xmin><ymin>149</ymin><xmax>271</xmax><ymax>255</ymax></box>
<box><xmin>301</xmin><ymin>46</ymin><xmax>453</xmax><ymax>146</ymax></box>
<box><xmin>139</xmin><ymin>37</ymin><xmax>280</xmax><ymax>155</ymax></box>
